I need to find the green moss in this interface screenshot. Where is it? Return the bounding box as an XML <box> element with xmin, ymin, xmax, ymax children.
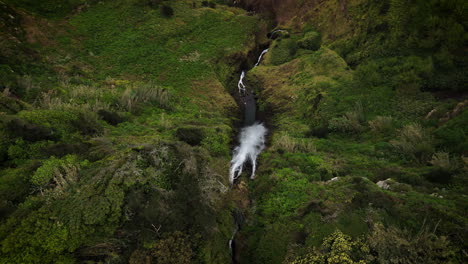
<box><xmin>267</xmin><ymin>38</ymin><xmax>299</xmax><ymax>65</ymax></box>
<box><xmin>298</xmin><ymin>31</ymin><xmax>321</xmax><ymax>51</ymax></box>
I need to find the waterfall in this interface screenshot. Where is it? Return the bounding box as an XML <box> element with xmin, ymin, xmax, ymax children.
<box><xmin>254</xmin><ymin>49</ymin><xmax>268</xmax><ymax>67</ymax></box>
<box><xmin>229</xmin><ymin>123</ymin><xmax>267</xmax><ymax>184</ymax></box>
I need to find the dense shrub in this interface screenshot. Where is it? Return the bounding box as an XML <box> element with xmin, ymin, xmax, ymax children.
<box><xmin>31</xmin><ymin>155</ymin><xmax>82</xmax><ymax>188</ymax></box>
<box><xmin>288</xmin><ymin>229</ymin><xmax>372</xmax><ymax>264</ymax></box>
<box><xmin>6</xmin><ymin>118</ymin><xmax>55</xmax><ymax>142</ymax></box>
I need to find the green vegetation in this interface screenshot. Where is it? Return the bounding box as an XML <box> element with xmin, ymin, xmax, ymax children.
<box><xmin>240</xmin><ymin>0</ymin><xmax>467</xmax><ymax>263</ymax></box>
<box><xmin>0</xmin><ymin>0</ymin><xmax>260</xmax><ymax>263</ymax></box>
<box><xmin>0</xmin><ymin>0</ymin><xmax>466</xmax><ymax>263</ymax></box>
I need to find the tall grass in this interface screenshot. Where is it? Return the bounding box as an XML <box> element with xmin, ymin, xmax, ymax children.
<box><xmin>391</xmin><ymin>123</ymin><xmax>433</xmax><ymax>163</ymax></box>
<box><xmin>38</xmin><ymin>88</ymin><xmax>112</xmax><ymax>112</ymax></box>
<box><xmin>272</xmin><ymin>133</ymin><xmax>316</xmax><ymax>153</ymax></box>
<box><xmin>120</xmin><ymin>82</ymin><xmax>170</xmax><ymax>112</ymax></box>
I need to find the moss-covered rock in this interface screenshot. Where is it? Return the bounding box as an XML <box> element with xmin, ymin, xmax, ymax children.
<box><xmin>267</xmin><ymin>38</ymin><xmax>298</xmax><ymax>65</ymax></box>
<box><xmin>298</xmin><ymin>31</ymin><xmax>321</xmax><ymax>51</ymax></box>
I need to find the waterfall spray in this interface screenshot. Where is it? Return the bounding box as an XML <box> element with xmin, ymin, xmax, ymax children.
<box><xmin>229</xmin><ymin>123</ymin><xmax>267</xmax><ymax>184</ymax></box>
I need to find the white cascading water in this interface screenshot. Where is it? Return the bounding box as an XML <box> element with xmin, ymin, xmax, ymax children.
<box><xmin>237</xmin><ymin>70</ymin><xmax>246</xmax><ymax>94</ymax></box>
<box><xmin>254</xmin><ymin>49</ymin><xmax>268</xmax><ymax>67</ymax></box>
<box><xmin>229</xmin><ymin>123</ymin><xmax>267</xmax><ymax>184</ymax></box>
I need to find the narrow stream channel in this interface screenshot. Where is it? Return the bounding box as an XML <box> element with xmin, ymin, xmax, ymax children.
<box><xmin>229</xmin><ymin>47</ymin><xmax>270</xmax><ymax>263</ymax></box>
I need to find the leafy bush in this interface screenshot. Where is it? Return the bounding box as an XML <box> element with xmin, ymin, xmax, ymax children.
<box><xmin>288</xmin><ymin>229</ymin><xmax>371</xmax><ymax>264</ymax></box>
<box><xmin>298</xmin><ymin>31</ymin><xmax>321</xmax><ymax>51</ymax></box>
<box><xmin>31</xmin><ymin>155</ymin><xmax>82</xmax><ymax>189</ymax></box>
<box><xmin>7</xmin><ymin>139</ymin><xmax>49</xmax><ymax>165</ymax></box>
<box><xmin>390</xmin><ymin>123</ymin><xmax>433</xmax><ymax>163</ymax></box>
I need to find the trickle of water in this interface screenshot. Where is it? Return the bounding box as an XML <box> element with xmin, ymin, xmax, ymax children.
<box><xmin>229</xmin><ymin>123</ymin><xmax>267</xmax><ymax>184</ymax></box>
<box><xmin>254</xmin><ymin>49</ymin><xmax>268</xmax><ymax>67</ymax></box>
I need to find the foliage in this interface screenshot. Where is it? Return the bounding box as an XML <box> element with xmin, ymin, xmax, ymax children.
<box><xmin>288</xmin><ymin>230</ymin><xmax>371</xmax><ymax>264</ymax></box>
<box><xmin>31</xmin><ymin>155</ymin><xmax>82</xmax><ymax>187</ymax></box>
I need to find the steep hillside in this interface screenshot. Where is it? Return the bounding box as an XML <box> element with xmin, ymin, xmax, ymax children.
<box><xmin>0</xmin><ymin>0</ymin><xmax>265</xmax><ymax>263</ymax></box>
<box><xmin>0</xmin><ymin>0</ymin><xmax>467</xmax><ymax>263</ymax></box>
<box><xmin>233</xmin><ymin>0</ymin><xmax>468</xmax><ymax>263</ymax></box>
